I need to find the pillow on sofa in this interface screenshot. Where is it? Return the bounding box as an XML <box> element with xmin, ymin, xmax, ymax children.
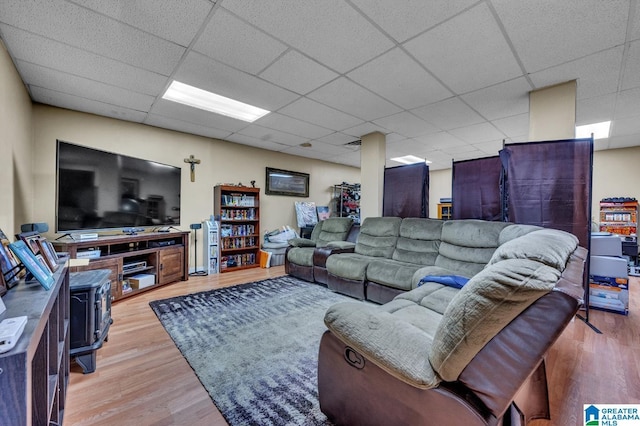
<box><xmin>488</xmin><ymin>228</ymin><xmax>578</xmax><ymax>271</ymax></box>
<box><xmin>429</xmin><ymin>258</ymin><xmax>563</xmax><ymax>382</ymax></box>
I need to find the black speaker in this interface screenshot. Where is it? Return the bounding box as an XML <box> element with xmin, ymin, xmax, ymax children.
<box><xmin>190</xmin><ymin>223</ymin><xmax>202</xmax><ymax>230</ymax></box>
<box><xmin>20</xmin><ymin>222</ymin><xmax>49</xmax><ymax>233</ymax></box>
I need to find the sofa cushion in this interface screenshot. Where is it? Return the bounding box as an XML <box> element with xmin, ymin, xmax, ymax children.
<box><xmin>354</xmin><ymin>217</ymin><xmax>402</xmax><ymax>258</ymax></box>
<box><xmin>429</xmin><ymin>258</ymin><xmax>563</xmax><ymax>382</ymax></box>
<box><xmin>316</xmin><ymin>217</ymin><xmax>354</xmax><ymax>247</ymax></box>
<box><xmin>286</xmin><ymin>246</ymin><xmax>315</xmax><ymax>267</ymax></box>
<box><xmin>434</xmin><ymin>220</ymin><xmax>512</xmax><ymax>277</ymax></box>
<box><xmin>392</xmin><ymin>218</ymin><xmax>442</xmax><ymax>264</ymax></box>
<box><xmin>324</xmin><ymin>298</ymin><xmax>442</xmax><ymax>389</ymax></box>
<box><xmin>489</xmin><ymin>228</ymin><xmax>578</xmax><ymax>271</ymax></box>
<box><xmin>366</xmin><ymin>259</ymin><xmax>423</xmax><ymax>291</ymax></box>
<box><xmin>326</xmin><ymin>253</ymin><xmax>375</xmax><ymax>281</ymax></box>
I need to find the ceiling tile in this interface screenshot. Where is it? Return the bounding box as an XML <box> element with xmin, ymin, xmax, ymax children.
<box><xmin>621</xmin><ymin>40</ymin><xmax>640</xmax><ymax>90</ymax></box>
<box><xmin>614</xmin><ymin>87</ymin><xmax>640</xmax><ymax>119</ymax></box>
<box><xmin>316</xmin><ymin>132</ymin><xmax>362</xmax><ymax>146</ymax></box>
<box><xmin>350</xmin><ymin>0</ymin><xmax>477</xmax><ymax>43</ymax></box>
<box><xmin>255</xmin><ymin>113</ymin><xmax>333</xmax><ymax>140</ymax></box>
<box><xmin>576</xmin><ymin>94</ymin><xmax>616</xmax><ymax>125</ymax></box>
<box><xmin>492</xmin><ymin>0</ymin><xmax>628</xmax><ymax>72</ymax></box>
<box><xmin>71</xmin><ymin>0</ymin><xmax>212</xmax><ymax>46</ymax></box>
<box><xmin>608</xmin><ymin>134</ymin><xmax>639</xmax><ymax>150</ymax></box>
<box><xmin>414</xmin><ymin>132</ymin><xmax>467</xmax><ymax>150</ymax></box>
<box><xmin>30</xmin><ymin>86</ymin><xmax>148</xmax><ymax>123</ymax></box>
<box><xmin>611</xmin><ymin>114</ymin><xmax>640</xmax><ymax>136</ymax></box>
<box><xmin>529</xmin><ymin>46</ymin><xmax>624</xmax><ymax>99</ymax></box>
<box><xmin>175</xmin><ymin>51</ymin><xmax>298</xmax><ymax>111</ymax></box>
<box><xmin>0</xmin><ymin>25</ymin><xmax>168</xmax><ymax>96</ymax></box>
<box><xmin>448</xmin><ymin>122</ymin><xmax>506</xmax><ymax>143</ymax></box>
<box><xmin>222</xmin><ymin>0</ymin><xmax>394</xmax><ymax>73</ymax></box>
<box><xmin>18</xmin><ymin>61</ymin><xmax>155</xmax><ymax>111</ymax></box>
<box><xmin>0</xmin><ymin>0</ymin><xmax>185</xmax><ymax>75</ymax></box>
<box><xmin>194</xmin><ymin>7</ymin><xmax>287</xmax><ymax>74</ymax></box>
<box><xmin>342</xmin><ymin>122</ymin><xmax>390</xmax><ymax>138</ymax></box>
<box><xmin>412</xmin><ymin>97</ymin><xmax>484</xmax><ymax>130</ymax></box>
<box><xmin>259</xmin><ymin>50</ymin><xmax>339</xmax><ymax>95</ymax></box>
<box><xmin>472</xmin><ymin>140</ymin><xmax>503</xmax><ymax>155</ymax></box>
<box><xmin>327</xmin><ymin>151</ymin><xmax>361</xmax><ymax>167</ymax></box>
<box><xmin>225</xmin><ymin>133</ymin><xmax>290</xmax><ymax>151</ymax></box>
<box><xmin>403</xmin><ymin>3</ymin><xmax>522</xmax><ymax>94</ymax></box>
<box><xmin>461</xmin><ymin>77</ymin><xmax>531</xmax><ymax>121</ymax></box>
<box><xmin>237</xmin><ymin>124</ymin><xmax>306</xmax><ymax>146</ymax></box>
<box><xmin>145</xmin><ymin>114</ymin><xmax>233</xmax><ymax>140</ymax></box>
<box><xmin>373</xmin><ymin>112</ymin><xmax>439</xmax><ymax>138</ymax></box>
<box><xmin>491</xmin><ymin>113</ymin><xmax>529</xmax><ymax>138</ymax></box>
<box><xmin>278</xmin><ymin>98</ymin><xmax>364</xmax><ymax>131</ymax></box>
<box><xmin>347</xmin><ymin>47</ymin><xmax>451</xmax><ymax>109</ymax></box>
<box><xmin>149</xmin><ymin>99</ymin><xmax>249</xmax><ymax>132</ymax></box>
<box><xmin>308</xmin><ymin>77</ymin><xmax>402</xmax><ymax>121</ymax></box>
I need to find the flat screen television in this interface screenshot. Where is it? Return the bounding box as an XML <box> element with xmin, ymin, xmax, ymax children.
<box><xmin>56</xmin><ymin>140</ymin><xmax>181</xmax><ymax>233</ymax></box>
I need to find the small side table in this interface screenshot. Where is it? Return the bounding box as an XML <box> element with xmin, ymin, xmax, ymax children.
<box><xmin>69</xmin><ymin>269</ymin><xmax>113</xmax><ymax>373</ymax></box>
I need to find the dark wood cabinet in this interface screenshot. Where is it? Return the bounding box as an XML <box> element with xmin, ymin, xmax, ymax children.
<box><xmin>53</xmin><ymin>232</ymin><xmax>189</xmax><ymax>301</ymax></box>
<box><xmin>0</xmin><ymin>260</ymin><xmax>69</xmax><ymax>425</ymax></box>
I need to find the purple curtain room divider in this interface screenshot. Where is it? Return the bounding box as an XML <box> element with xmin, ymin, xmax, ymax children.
<box><xmin>382</xmin><ymin>162</ymin><xmax>429</xmax><ymax>218</ymax></box>
<box><xmin>451</xmin><ymin>156</ymin><xmax>502</xmax><ymax>221</ymax></box>
<box><xmin>499</xmin><ymin>138</ymin><xmax>593</xmax><ymax>249</ymax></box>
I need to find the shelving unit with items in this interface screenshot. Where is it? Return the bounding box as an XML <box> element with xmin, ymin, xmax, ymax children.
<box><xmin>333</xmin><ymin>182</ymin><xmax>361</xmax><ymax>224</ymax></box>
<box><xmin>599</xmin><ymin>198</ymin><xmax>638</xmax><ymax>236</ymax></box>
<box><xmin>214</xmin><ymin>185</ymin><xmax>260</xmax><ymax>273</ymax></box>
<box><xmin>203</xmin><ymin>218</ymin><xmax>219</xmax><ymax>274</ymax></box>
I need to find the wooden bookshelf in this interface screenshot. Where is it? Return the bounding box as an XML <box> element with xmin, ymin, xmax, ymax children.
<box><xmin>214</xmin><ymin>185</ymin><xmax>260</xmax><ymax>273</ymax></box>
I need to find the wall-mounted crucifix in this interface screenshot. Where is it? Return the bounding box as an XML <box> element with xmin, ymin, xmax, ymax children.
<box><xmin>184</xmin><ymin>154</ymin><xmax>201</xmax><ymax>182</ymax></box>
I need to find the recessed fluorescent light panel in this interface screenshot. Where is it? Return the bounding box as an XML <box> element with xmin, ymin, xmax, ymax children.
<box><xmin>162</xmin><ymin>80</ymin><xmax>270</xmax><ymax>122</ymax></box>
<box><xmin>390</xmin><ymin>155</ymin><xmax>432</xmax><ymax>165</ymax></box>
<box><xmin>576</xmin><ymin>121</ymin><xmax>611</xmax><ymax>140</ymax></box>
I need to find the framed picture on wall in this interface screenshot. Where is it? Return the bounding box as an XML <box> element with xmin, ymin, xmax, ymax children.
<box><xmin>265</xmin><ymin>167</ymin><xmax>309</xmax><ymax>197</ymax></box>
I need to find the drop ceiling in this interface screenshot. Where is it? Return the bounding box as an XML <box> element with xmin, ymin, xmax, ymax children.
<box><xmin>1</xmin><ymin>0</ymin><xmax>638</xmax><ymax>170</ymax></box>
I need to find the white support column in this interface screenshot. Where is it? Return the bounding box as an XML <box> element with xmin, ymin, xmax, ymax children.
<box><xmin>359</xmin><ymin>131</ymin><xmax>386</xmax><ymax>221</ymax></box>
<box><xmin>529</xmin><ymin>80</ymin><xmax>577</xmax><ymax>141</ymax></box>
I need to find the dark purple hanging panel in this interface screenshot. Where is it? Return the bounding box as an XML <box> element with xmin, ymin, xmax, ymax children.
<box><xmin>452</xmin><ymin>156</ymin><xmax>502</xmax><ymax>221</ymax></box>
<box><xmin>500</xmin><ymin>138</ymin><xmax>593</xmax><ymax>248</ymax></box>
<box><xmin>382</xmin><ymin>162</ymin><xmax>429</xmax><ymax>218</ymax></box>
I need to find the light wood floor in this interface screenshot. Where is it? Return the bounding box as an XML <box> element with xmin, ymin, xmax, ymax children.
<box><xmin>65</xmin><ymin>267</ymin><xmax>639</xmax><ymax>426</ymax></box>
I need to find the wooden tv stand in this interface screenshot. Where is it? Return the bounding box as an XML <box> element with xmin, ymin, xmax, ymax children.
<box><xmin>53</xmin><ymin>231</ymin><xmax>189</xmax><ymax>301</ymax></box>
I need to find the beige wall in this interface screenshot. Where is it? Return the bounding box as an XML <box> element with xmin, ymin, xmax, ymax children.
<box><xmin>428</xmin><ymin>169</ymin><xmax>452</xmax><ymax>218</ymax></box>
<box><xmin>0</xmin><ymin>40</ymin><xmax>34</xmax><ymax>236</ymax></box>
<box><xmin>31</xmin><ymin>106</ymin><xmax>359</xmax><ymax>269</ymax></box>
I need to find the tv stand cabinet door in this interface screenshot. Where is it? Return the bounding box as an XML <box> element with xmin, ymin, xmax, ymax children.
<box><xmin>158</xmin><ymin>246</ymin><xmax>184</xmax><ymax>285</ymax></box>
<box><xmin>70</xmin><ymin>257</ymin><xmax>123</xmax><ymax>300</ymax></box>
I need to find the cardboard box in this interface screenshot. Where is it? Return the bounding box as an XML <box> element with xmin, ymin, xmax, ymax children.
<box><xmin>129</xmin><ymin>274</ymin><xmax>155</xmax><ymax>290</ymax></box>
<box><xmin>589</xmin><ymin>274</ymin><xmax>629</xmax><ymax>315</ymax></box>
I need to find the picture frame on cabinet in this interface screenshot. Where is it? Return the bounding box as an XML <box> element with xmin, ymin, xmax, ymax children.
<box><xmin>0</xmin><ymin>267</ymin><xmax>6</xmax><ymax>297</ymax></box>
<box><xmin>8</xmin><ymin>240</ymin><xmax>54</xmax><ymax>290</ymax></box>
<box><xmin>36</xmin><ymin>238</ymin><xmax>59</xmax><ymax>272</ymax></box>
<box><xmin>0</xmin><ymin>241</ymin><xmax>21</xmax><ymax>289</ymax></box>
<box><xmin>265</xmin><ymin>167</ymin><xmax>309</xmax><ymax>197</ymax></box>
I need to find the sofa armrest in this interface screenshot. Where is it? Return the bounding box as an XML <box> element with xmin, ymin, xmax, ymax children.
<box><xmin>326</xmin><ymin>241</ymin><xmax>356</xmax><ymax>250</ymax></box>
<box><xmin>288</xmin><ymin>238</ymin><xmax>316</xmax><ymax>248</ymax></box>
<box><xmin>313</xmin><ymin>245</ymin><xmax>355</xmax><ymax>267</ymax></box>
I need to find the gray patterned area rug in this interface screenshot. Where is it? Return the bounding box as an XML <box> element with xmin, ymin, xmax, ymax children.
<box><xmin>149</xmin><ymin>275</ymin><xmax>353</xmax><ymax>425</ymax></box>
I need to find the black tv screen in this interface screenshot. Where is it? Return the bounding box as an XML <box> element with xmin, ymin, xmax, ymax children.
<box><xmin>56</xmin><ymin>140</ymin><xmax>181</xmax><ymax>232</ymax></box>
